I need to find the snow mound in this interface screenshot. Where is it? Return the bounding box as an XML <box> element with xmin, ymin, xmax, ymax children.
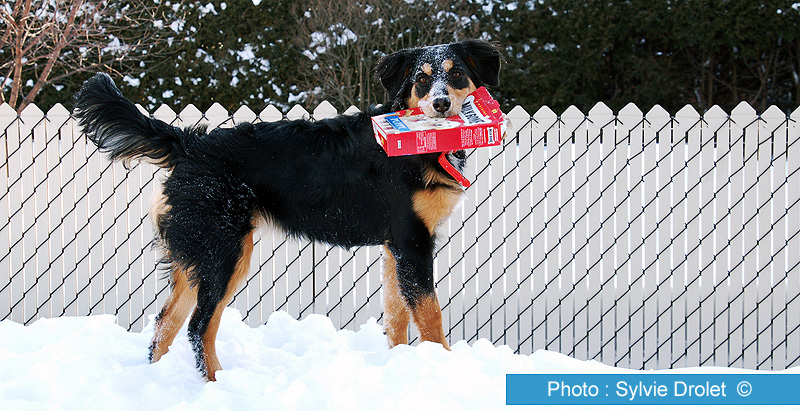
<box><xmin>0</xmin><ymin>308</ymin><xmax>793</xmax><ymax>410</ymax></box>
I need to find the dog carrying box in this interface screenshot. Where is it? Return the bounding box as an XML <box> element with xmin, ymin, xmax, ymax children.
<box><xmin>372</xmin><ymin>87</ymin><xmax>506</xmax><ymax>156</ymax></box>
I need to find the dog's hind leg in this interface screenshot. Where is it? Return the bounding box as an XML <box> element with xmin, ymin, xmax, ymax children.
<box><xmin>149</xmin><ymin>188</ymin><xmax>198</xmax><ymax>363</ymax></box>
<box><xmin>158</xmin><ymin>172</ymin><xmax>257</xmax><ymax>381</ymax></box>
<box><xmin>149</xmin><ymin>266</ymin><xmax>197</xmax><ymax>363</ymax></box>
<box><xmin>382</xmin><ymin>245</ymin><xmax>410</xmax><ymax>347</ymax></box>
<box><xmin>187</xmin><ymin>230</ymin><xmax>254</xmax><ymax>381</ymax></box>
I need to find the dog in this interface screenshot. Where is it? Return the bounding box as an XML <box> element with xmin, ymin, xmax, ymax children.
<box><xmin>73</xmin><ymin>40</ymin><xmax>502</xmax><ymax>381</ymax></box>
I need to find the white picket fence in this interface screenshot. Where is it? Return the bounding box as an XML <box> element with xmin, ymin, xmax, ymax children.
<box><xmin>1</xmin><ymin>100</ymin><xmax>799</xmax><ymax>371</ymax></box>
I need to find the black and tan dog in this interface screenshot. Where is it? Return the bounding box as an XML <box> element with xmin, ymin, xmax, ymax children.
<box><xmin>73</xmin><ymin>40</ymin><xmax>502</xmax><ymax>381</ymax></box>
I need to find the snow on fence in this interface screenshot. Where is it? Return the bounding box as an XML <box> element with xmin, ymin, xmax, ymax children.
<box><xmin>1</xmin><ymin>100</ymin><xmax>799</xmax><ymax>371</ymax></box>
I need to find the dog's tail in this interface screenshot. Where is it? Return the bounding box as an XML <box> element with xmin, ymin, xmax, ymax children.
<box><xmin>73</xmin><ymin>73</ymin><xmax>202</xmax><ymax>168</ymax></box>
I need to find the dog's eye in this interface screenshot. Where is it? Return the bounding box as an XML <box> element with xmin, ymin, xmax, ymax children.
<box><xmin>417</xmin><ymin>74</ymin><xmax>429</xmax><ymax>84</ymax></box>
<box><xmin>450</xmin><ymin>70</ymin><xmax>462</xmax><ymax>79</ymax></box>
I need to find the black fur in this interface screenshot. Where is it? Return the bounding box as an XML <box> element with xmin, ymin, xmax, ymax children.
<box><xmin>74</xmin><ymin>40</ymin><xmax>502</xmax><ymax>380</ymax></box>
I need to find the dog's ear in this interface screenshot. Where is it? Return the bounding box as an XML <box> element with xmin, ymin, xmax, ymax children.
<box><xmin>453</xmin><ymin>40</ymin><xmax>503</xmax><ymax>87</ymax></box>
<box><xmin>376</xmin><ymin>48</ymin><xmax>418</xmax><ymax>104</ymax></box>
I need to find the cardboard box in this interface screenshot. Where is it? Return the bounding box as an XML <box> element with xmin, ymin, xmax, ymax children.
<box><xmin>372</xmin><ymin>87</ymin><xmax>505</xmax><ymax>156</ymax></box>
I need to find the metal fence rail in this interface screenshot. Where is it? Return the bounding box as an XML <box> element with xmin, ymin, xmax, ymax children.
<box><xmin>1</xmin><ymin>101</ymin><xmax>798</xmax><ymax>370</ymax></box>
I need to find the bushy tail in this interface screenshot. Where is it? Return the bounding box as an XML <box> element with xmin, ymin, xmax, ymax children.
<box><xmin>73</xmin><ymin>73</ymin><xmax>202</xmax><ymax>168</ymax></box>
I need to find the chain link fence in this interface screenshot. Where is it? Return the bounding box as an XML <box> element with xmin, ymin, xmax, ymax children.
<box><xmin>2</xmin><ymin>101</ymin><xmax>798</xmax><ymax>370</ymax></box>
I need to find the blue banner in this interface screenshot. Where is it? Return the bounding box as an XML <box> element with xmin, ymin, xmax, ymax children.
<box><xmin>385</xmin><ymin>115</ymin><xmax>410</xmax><ymax>132</ymax></box>
<box><xmin>506</xmin><ymin>374</ymin><xmax>800</xmax><ymax>406</ymax></box>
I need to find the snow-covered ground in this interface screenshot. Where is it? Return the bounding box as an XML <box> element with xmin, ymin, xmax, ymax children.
<box><xmin>0</xmin><ymin>308</ymin><xmax>795</xmax><ymax>410</ymax></box>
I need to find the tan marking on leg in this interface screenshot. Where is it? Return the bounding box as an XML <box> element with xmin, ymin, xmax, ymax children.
<box><xmin>201</xmin><ymin>230</ymin><xmax>255</xmax><ymax>381</ymax></box>
<box><xmin>382</xmin><ymin>245</ymin><xmax>410</xmax><ymax>347</ymax></box>
<box><xmin>412</xmin><ymin>186</ymin><xmax>463</xmax><ymax>235</ymax></box>
<box><xmin>150</xmin><ymin>266</ymin><xmax>197</xmax><ymax>363</ymax></box>
<box><xmin>411</xmin><ymin>294</ymin><xmax>451</xmax><ymax>350</ymax></box>
<box><xmin>200</xmin><ymin>306</ymin><xmax>223</xmax><ymax>381</ymax></box>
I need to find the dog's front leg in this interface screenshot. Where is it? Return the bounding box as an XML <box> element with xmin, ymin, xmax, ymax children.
<box><xmin>382</xmin><ymin>245</ymin><xmax>411</xmax><ymax>347</ymax></box>
<box><xmin>385</xmin><ymin>223</ymin><xmax>451</xmax><ymax>350</ymax></box>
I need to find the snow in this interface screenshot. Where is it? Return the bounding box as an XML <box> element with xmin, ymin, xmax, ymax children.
<box><xmin>0</xmin><ymin>308</ymin><xmax>795</xmax><ymax>410</ymax></box>
<box><xmin>197</xmin><ymin>3</ymin><xmax>218</xmax><ymax>17</ymax></box>
<box><xmin>169</xmin><ymin>18</ymin><xmax>185</xmax><ymax>33</ymax></box>
<box><xmin>235</xmin><ymin>44</ymin><xmax>256</xmax><ymax>61</ymax></box>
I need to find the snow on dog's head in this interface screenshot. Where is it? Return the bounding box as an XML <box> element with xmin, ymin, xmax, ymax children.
<box><xmin>376</xmin><ymin>40</ymin><xmax>502</xmax><ymax>117</ymax></box>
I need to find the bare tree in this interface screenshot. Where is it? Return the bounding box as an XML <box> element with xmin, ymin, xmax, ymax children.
<box><xmin>0</xmin><ymin>0</ymin><xmax>176</xmax><ymax>111</ymax></box>
<box><xmin>293</xmin><ymin>0</ymin><xmax>482</xmax><ymax>109</ymax></box>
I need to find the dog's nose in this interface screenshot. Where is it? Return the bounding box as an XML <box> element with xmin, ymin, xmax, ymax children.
<box><xmin>432</xmin><ymin>97</ymin><xmax>451</xmax><ymax>114</ymax></box>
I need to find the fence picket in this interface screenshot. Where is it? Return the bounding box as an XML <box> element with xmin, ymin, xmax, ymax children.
<box><xmin>620</xmin><ymin>103</ymin><xmax>645</xmax><ymax>368</ymax></box>
<box><xmin>274</xmin><ymin>233</ymin><xmax>292</xmax><ymax>320</ymax></box>
<box><xmin>542</xmin><ymin>106</ymin><xmax>562</xmax><ymax>353</ymax></box>
<box><xmin>472</xmin><ymin>140</ymin><xmax>493</xmax><ymax>343</ymax></box>
<box><xmin>442</xmin><ymin>159</ymin><xmax>466</xmax><ymax>343</ymax></box>
<box><xmin>487</xmin><ymin>135</ymin><xmax>507</xmax><ymax>344</ymax></box>
<box><xmin>338</xmin><ymin>248</ymin><xmax>358</xmax><ymax>332</ymax></box>
<box><xmin>178</xmin><ymin>104</ymin><xmax>203</xmax><ymax>128</ymax></box>
<box><xmin>260</xmin><ymin>105</ymin><xmax>283</xmax><ymax>122</ymax></box>
<box><xmin>313</xmin><ymin>101</ymin><xmax>337</xmax><ymax>120</ymax></box>
<box><xmin>584</xmin><ymin>103</ymin><xmax>613</xmax><ymax>362</ymax></box>
<box><xmin>4</xmin><ymin>105</ymin><xmax>22</xmax><ymax>323</ymax></box>
<box><xmin>233</xmin><ymin>106</ymin><xmax>258</xmax><ymax>124</ymax></box>
<box><xmin>18</xmin><ymin>104</ymin><xmax>43</xmax><ymax>323</ymax></box>
<box><xmin>762</xmin><ymin>106</ymin><xmax>788</xmax><ymax>369</ymax></box>
<box><xmin>598</xmin><ymin>104</ymin><xmax>618</xmax><ymax>365</ymax></box>
<box><xmin>725</xmin><ymin>103</ymin><xmax>747</xmax><ymax>367</ymax></box>
<box><xmin>286</xmin><ymin>105</ymin><xmax>310</xmax><ymax>121</ymax></box>
<box><xmin>787</xmin><ymin>108</ymin><xmax>800</xmax><ymax>368</ymax></box>
<box><xmin>678</xmin><ymin>105</ymin><xmax>703</xmax><ymax>367</ymax></box>
<box><xmin>300</xmin><ymin>240</ymin><xmax>317</xmax><ymax>322</ymax></box>
<box><xmin>206</xmin><ymin>103</ymin><xmax>231</xmax><ymax>129</ymax></box>
<box><xmin>43</xmin><ymin>105</ymin><xmax>70</xmax><ymax>319</ymax></box>
<box><xmin>754</xmin><ymin>107</ymin><xmax>779</xmax><ymax>368</ymax></box>
<box><xmin>531</xmin><ymin>106</ymin><xmax>556</xmax><ymax>354</ymax></box>
<box><xmin>698</xmin><ymin>106</ymin><xmax>724</xmax><ymax>366</ymax></box>
<box><xmin>569</xmin><ymin>107</ymin><xmax>589</xmax><ymax>361</ymax></box>
<box><xmin>712</xmin><ymin>108</ymin><xmax>733</xmax><ymax>367</ymax></box>
<box><xmin>507</xmin><ymin>106</ymin><xmax>533</xmax><ymax>353</ymax></box>
<box><xmin>737</xmin><ymin>103</ymin><xmax>760</xmax><ymax>369</ymax></box>
<box><xmin>645</xmin><ymin>105</ymin><xmax>672</xmax><ymax>369</ymax></box>
<box><xmin>2</xmin><ymin>102</ymin><xmax>798</xmax><ymax>371</ymax></box>
<box><xmin>641</xmin><ymin>105</ymin><xmax>662</xmax><ymax>370</ymax></box>
<box><xmin>498</xmin><ymin>106</ymin><xmax>528</xmax><ymax>350</ymax></box>
<box><xmin>556</xmin><ymin>106</ymin><xmax>582</xmax><ymax>355</ymax></box>
<box><xmin>0</xmin><ymin>105</ymin><xmax>14</xmax><ymax>316</ymax></box>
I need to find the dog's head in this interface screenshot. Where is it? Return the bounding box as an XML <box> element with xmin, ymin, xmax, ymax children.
<box><xmin>376</xmin><ymin>40</ymin><xmax>502</xmax><ymax>117</ymax></box>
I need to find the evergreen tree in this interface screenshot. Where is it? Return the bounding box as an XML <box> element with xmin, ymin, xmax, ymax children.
<box><xmin>7</xmin><ymin>0</ymin><xmax>799</xmax><ymax>114</ymax></box>
<box><xmin>120</xmin><ymin>0</ymin><xmax>301</xmax><ymax>112</ymax></box>
<box><xmin>491</xmin><ymin>0</ymin><xmax>800</xmax><ymax>113</ymax></box>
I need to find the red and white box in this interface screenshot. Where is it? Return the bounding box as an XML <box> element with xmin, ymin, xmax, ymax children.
<box><xmin>372</xmin><ymin>87</ymin><xmax>506</xmax><ymax>157</ymax></box>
